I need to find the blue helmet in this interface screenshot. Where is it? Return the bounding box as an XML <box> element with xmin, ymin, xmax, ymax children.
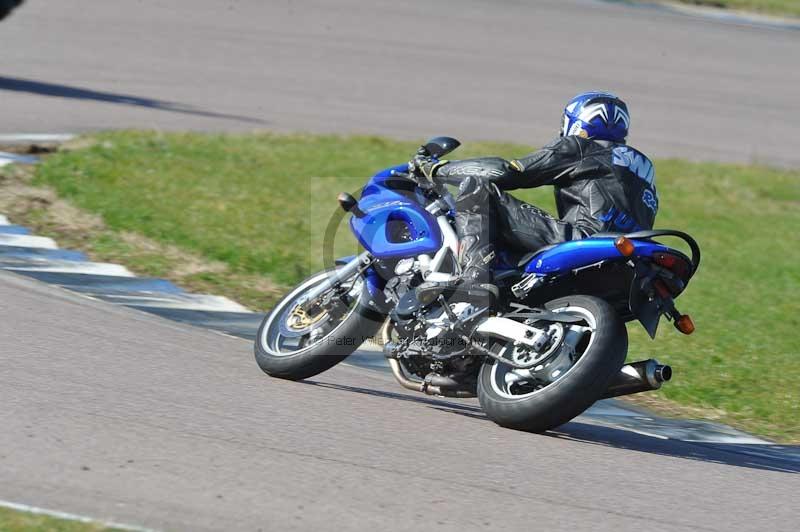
<box><xmin>561</xmin><ymin>91</ymin><xmax>629</xmax><ymax>143</ymax></box>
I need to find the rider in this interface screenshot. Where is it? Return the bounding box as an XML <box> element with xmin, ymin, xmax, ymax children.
<box><xmin>0</xmin><ymin>0</ymin><xmax>23</xmax><ymax>21</ymax></box>
<box><xmin>414</xmin><ymin>91</ymin><xmax>658</xmax><ymax>295</ymax></box>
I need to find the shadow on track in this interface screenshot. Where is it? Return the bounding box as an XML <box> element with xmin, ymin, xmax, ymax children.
<box><xmin>548</xmin><ymin>423</ymin><xmax>800</xmax><ymax>475</ymax></box>
<box><xmin>307</xmin><ymin>380</ymin><xmax>484</xmax><ymax>416</ymax></box>
<box><xmin>307</xmin><ymin>380</ymin><xmax>800</xmax><ymax>475</ymax></box>
<box><xmin>0</xmin><ymin>75</ymin><xmax>266</xmax><ymax>125</ymax></box>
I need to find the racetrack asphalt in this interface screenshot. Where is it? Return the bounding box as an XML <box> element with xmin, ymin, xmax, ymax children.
<box><xmin>1</xmin><ymin>271</ymin><xmax>799</xmax><ymax>532</ymax></box>
<box><xmin>1</xmin><ymin>0</ymin><xmax>799</xmax><ymax>166</ymax></box>
<box><xmin>2</xmin><ymin>2</ymin><xmax>800</xmax><ymax>530</ymax></box>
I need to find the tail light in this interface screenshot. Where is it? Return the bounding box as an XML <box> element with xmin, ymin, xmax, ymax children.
<box><xmin>653</xmin><ymin>252</ymin><xmax>691</xmax><ymax>280</ymax></box>
<box><xmin>653</xmin><ymin>279</ymin><xmax>672</xmax><ymax>299</ymax></box>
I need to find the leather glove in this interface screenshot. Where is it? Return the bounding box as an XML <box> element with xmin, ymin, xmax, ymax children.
<box><xmin>408</xmin><ymin>154</ymin><xmax>447</xmax><ymax>180</ymax></box>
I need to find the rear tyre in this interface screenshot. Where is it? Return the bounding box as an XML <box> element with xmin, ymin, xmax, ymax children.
<box><xmin>477</xmin><ymin>295</ymin><xmax>627</xmax><ymax>433</ymax></box>
<box><xmin>255</xmin><ymin>269</ymin><xmax>384</xmax><ymax>381</ymax></box>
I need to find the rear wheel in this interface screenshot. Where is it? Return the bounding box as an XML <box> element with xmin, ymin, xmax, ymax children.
<box><xmin>477</xmin><ymin>295</ymin><xmax>627</xmax><ymax>432</ymax></box>
<box><xmin>255</xmin><ymin>269</ymin><xmax>384</xmax><ymax>380</ymax></box>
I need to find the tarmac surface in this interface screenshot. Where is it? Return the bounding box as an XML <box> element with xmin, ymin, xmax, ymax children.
<box><xmin>1</xmin><ymin>271</ymin><xmax>799</xmax><ymax>532</ymax></box>
<box><xmin>2</xmin><ymin>2</ymin><xmax>800</xmax><ymax>530</ymax></box>
<box><xmin>1</xmin><ymin>214</ymin><xmax>786</xmax><ymax>447</ymax></box>
<box><xmin>1</xmin><ymin>0</ymin><xmax>799</xmax><ymax>166</ymax></box>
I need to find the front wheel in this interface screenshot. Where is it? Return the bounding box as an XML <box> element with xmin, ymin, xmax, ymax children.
<box><xmin>255</xmin><ymin>269</ymin><xmax>384</xmax><ymax>381</ymax></box>
<box><xmin>477</xmin><ymin>295</ymin><xmax>627</xmax><ymax>433</ymax></box>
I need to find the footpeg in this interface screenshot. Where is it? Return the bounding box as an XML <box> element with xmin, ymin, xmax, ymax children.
<box><xmin>511</xmin><ymin>273</ymin><xmax>542</xmax><ymax>298</ymax></box>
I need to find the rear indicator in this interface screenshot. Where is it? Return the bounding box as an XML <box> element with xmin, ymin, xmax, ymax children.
<box><xmin>615</xmin><ymin>236</ymin><xmax>635</xmax><ymax>257</ymax></box>
<box><xmin>675</xmin><ymin>314</ymin><xmax>695</xmax><ymax>335</ymax></box>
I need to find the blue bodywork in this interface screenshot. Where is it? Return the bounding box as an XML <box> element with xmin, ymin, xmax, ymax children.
<box><xmin>523</xmin><ymin>238</ymin><xmax>671</xmax><ymax>275</ymax></box>
<box><xmin>350</xmin><ymin>165</ymin><xmax>443</xmax><ymax>260</ymax></box>
<box><xmin>348</xmin><ymin>163</ymin><xmax>675</xmax><ymax>282</ymax></box>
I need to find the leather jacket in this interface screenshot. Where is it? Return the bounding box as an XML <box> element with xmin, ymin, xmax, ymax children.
<box><xmin>433</xmin><ymin>136</ymin><xmax>658</xmax><ymax>236</ymax></box>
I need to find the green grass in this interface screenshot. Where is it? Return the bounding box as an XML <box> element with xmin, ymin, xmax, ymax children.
<box><xmin>0</xmin><ymin>506</ymin><xmax>122</xmax><ymax>531</ymax></box>
<box><xmin>32</xmin><ymin>131</ymin><xmax>800</xmax><ymax>442</ymax></box>
<box><xmin>685</xmin><ymin>0</ymin><xmax>800</xmax><ymax>17</ymax></box>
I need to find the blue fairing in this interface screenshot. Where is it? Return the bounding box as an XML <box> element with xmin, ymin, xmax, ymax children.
<box><xmin>352</xmin><ymin>164</ymin><xmax>674</xmax><ymax>277</ymax></box>
<box><xmin>523</xmin><ymin>238</ymin><xmax>671</xmax><ymax>274</ymax></box>
<box><xmin>373</xmin><ymin>163</ymin><xmax>411</xmax><ymax>179</ymax></box>
<box><xmin>349</xmin><ymin>165</ymin><xmax>443</xmax><ymax>260</ymax></box>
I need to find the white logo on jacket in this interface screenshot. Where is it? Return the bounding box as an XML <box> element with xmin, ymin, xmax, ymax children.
<box><xmin>612</xmin><ymin>146</ymin><xmax>655</xmax><ymax>185</ymax></box>
<box><xmin>642</xmin><ymin>189</ymin><xmax>658</xmax><ymax>213</ymax></box>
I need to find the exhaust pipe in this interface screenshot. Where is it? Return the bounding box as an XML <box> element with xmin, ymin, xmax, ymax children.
<box><xmin>602</xmin><ymin>359</ymin><xmax>672</xmax><ymax>399</ymax></box>
<box><xmin>386</xmin><ymin>355</ymin><xmax>425</xmax><ymax>393</ymax></box>
<box><xmin>385</xmin><ymin>342</ymin><xmax>475</xmax><ymax>398</ymax></box>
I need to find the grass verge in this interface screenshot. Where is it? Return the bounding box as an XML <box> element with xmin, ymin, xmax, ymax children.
<box><xmin>0</xmin><ymin>162</ymin><xmax>283</xmax><ymax>310</ymax></box>
<box><xmin>672</xmin><ymin>0</ymin><xmax>800</xmax><ymax>18</ymax></box>
<box><xmin>0</xmin><ymin>506</ymin><xmax>123</xmax><ymax>531</ymax></box>
<box><xmin>3</xmin><ymin>130</ymin><xmax>798</xmax><ymax>442</ymax></box>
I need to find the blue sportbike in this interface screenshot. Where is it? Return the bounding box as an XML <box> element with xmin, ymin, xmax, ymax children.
<box><xmin>255</xmin><ymin>137</ymin><xmax>701</xmax><ymax>432</ymax></box>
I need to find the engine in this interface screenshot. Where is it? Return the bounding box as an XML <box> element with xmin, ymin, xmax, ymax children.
<box><xmin>380</xmin><ymin>260</ymin><xmax>484</xmax><ymax>382</ymax></box>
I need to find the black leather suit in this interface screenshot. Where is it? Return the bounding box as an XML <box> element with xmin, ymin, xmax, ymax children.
<box><xmin>0</xmin><ymin>0</ymin><xmax>23</xmax><ymax>20</ymax></box>
<box><xmin>432</xmin><ymin>136</ymin><xmax>659</xmax><ymax>277</ymax></box>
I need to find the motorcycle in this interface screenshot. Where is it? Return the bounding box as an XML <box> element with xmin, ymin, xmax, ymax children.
<box><xmin>255</xmin><ymin>137</ymin><xmax>700</xmax><ymax>432</ymax></box>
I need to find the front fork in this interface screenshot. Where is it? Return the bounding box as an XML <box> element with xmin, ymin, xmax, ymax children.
<box><xmin>297</xmin><ymin>252</ymin><xmax>373</xmax><ymax>310</ymax></box>
<box><xmin>301</xmin><ymin>205</ymin><xmax>461</xmax><ymax>308</ymax></box>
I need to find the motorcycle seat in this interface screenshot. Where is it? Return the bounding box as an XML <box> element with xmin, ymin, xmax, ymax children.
<box><xmin>516</xmin><ymin>244</ymin><xmax>558</xmax><ymax>268</ymax></box>
<box><xmin>588</xmin><ymin>232</ymin><xmax>625</xmax><ymax>238</ymax></box>
<box><xmin>514</xmin><ymin>231</ymin><xmax>634</xmax><ymax>269</ymax></box>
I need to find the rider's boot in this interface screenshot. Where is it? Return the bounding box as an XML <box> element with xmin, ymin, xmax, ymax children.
<box><xmin>416</xmin><ymin>211</ymin><xmax>498</xmax><ymax>307</ymax></box>
<box><xmin>457</xmin><ymin>239</ymin><xmax>498</xmax><ymax>297</ymax></box>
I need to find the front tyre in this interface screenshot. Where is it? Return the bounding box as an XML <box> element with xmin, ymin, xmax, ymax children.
<box><xmin>255</xmin><ymin>269</ymin><xmax>384</xmax><ymax>381</ymax></box>
<box><xmin>477</xmin><ymin>295</ymin><xmax>627</xmax><ymax>433</ymax></box>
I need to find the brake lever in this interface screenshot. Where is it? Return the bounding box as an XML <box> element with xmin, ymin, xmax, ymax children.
<box><xmin>416</xmin><ymin>178</ymin><xmax>436</xmax><ymax>192</ymax></box>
